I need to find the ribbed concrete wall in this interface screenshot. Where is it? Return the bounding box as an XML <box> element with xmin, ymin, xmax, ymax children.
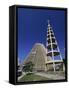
<box><xmin>22</xmin><ymin>43</ymin><xmax>50</xmax><ymax>71</ymax></box>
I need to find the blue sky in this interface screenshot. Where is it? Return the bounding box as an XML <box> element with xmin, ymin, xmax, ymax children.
<box><xmin>18</xmin><ymin>8</ymin><xmax>65</xmax><ymax>63</ymax></box>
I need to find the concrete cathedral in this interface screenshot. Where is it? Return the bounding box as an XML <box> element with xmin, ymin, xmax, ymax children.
<box><xmin>20</xmin><ymin>20</ymin><xmax>65</xmax><ymax>72</ymax></box>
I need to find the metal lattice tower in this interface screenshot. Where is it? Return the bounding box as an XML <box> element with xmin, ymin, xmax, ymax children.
<box><xmin>46</xmin><ymin>20</ymin><xmax>63</xmax><ymax>72</ymax></box>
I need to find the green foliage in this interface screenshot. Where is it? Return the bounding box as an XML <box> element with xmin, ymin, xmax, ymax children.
<box><xmin>23</xmin><ymin>61</ymin><xmax>34</xmax><ymax>72</ymax></box>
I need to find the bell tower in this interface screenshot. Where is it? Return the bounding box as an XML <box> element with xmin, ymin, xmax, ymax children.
<box><xmin>46</xmin><ymin>20</ymin><xmax>63</xmax><ymax>72</ymax></box>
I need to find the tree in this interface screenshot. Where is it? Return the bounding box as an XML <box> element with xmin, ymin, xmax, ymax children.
<box><xmin>22</xmin><ymin>61</ymin><xmax>34</xmax><ymax>72</ymax></box>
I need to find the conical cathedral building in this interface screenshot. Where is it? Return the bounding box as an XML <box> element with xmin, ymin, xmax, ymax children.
<box><xmin>22</xmin><ymin>43</ymin><xmax>51</xmax><ymax>71</ymax></box>
<box><xmin>22</xmin><ymin>20</ymin><xmax>65</xmax><ymax>72</ymax></box>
